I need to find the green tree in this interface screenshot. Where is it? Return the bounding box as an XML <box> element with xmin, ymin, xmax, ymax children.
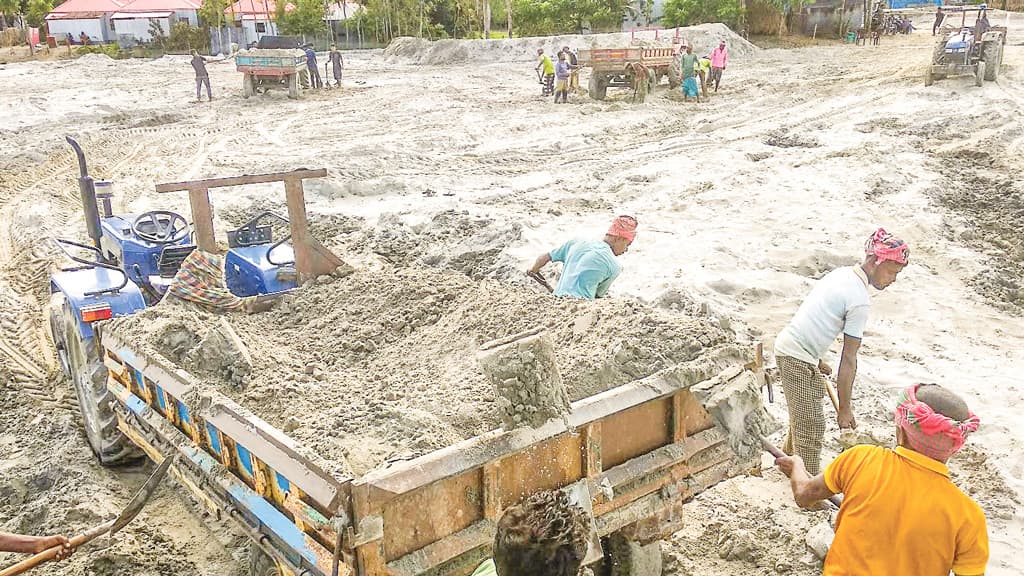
<box><xmin>276</xmin><ymin>0</ymin><xmax>326</xmax><ymax>36</ymax></box>
<box><xmin>24</xmin><ymin>0</ymin><xmax>51</xmax><ymax>28</ymax></box>
<box><xmin>1</xmin><ymin>0</ymin><xmax>21</xmax><ymax>29</ymax></box>
<box><xmin>198</xmin><ymin>0</ymin><xmax>231</xmax><ymax>28</ymax></box>
<box><xmin>661</xmin><ymin>0</ymin><xmax>744</xmax><ymax>28</ymax></box>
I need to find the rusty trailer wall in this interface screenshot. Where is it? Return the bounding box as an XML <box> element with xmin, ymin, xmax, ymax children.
<box><xmin>352</xmin><ymin>344</ymin><xmax>767</xmax><ymax>575</ymax></box>
<box><xmin>100</xmin><ymin>320</ymin><xmax>767</xmax><ymax>576</ymax></box>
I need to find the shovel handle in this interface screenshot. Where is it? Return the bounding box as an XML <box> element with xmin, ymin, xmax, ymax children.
<box><xmin>0</xmin><ymin>521</ymin><xmax>114</xmax><ymax>576</ymax></box>
<box><xmin>760</xmin><ymin>438</ymin><xmax>843</xmax><ymax>509</ymax></box>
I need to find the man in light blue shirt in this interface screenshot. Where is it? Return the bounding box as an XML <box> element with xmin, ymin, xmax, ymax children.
<box><xmin>527</xmin><ymin>216</ymin><xmax>637</xmax><ymax>299</ymax></box>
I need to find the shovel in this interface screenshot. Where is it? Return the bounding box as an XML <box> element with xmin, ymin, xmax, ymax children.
<box><xmin>0</xmin><ymin>455</ymin><xmax>176</xmax><ymax>576</ymax></box>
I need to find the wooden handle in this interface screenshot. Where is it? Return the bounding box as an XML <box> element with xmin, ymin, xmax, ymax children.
<box><xmin>0</xmin><ymin>521</ymin><xmax>113</xmax><ymax>576</ymax></box>
<box><xmin>760</xmin><ymin>438</ymin><xmax>843</xmax><ymax>509</ymax></box>
<box><xmin>824</xmin><ymin>379</ymin><xmax>841</xmax><ymax>413</ymax></box>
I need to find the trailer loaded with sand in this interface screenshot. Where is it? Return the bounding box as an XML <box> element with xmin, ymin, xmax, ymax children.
<box><xmin>41</xmin><ymin>155</ymin><xmax>771</xmax><ymax>575</ymax></box>
<box><xmin>85</xmin><ymin>264</ymin><xmax>770</xmax><ymax>576</ymax></box>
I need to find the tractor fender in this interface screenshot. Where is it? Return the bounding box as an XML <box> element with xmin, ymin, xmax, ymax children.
<box><xmin>50</xmin><ymin>269</ymin><xmax>146</xmax><ymax>340</ymax></box>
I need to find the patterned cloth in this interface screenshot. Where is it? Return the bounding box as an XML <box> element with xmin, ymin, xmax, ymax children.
<box><xmin>166</xmin><ymin>250</ymin><xmax>249</xmax><ymax>312</ymax></box>
<box><xmin>779</xmin><ymin>354</ymin><xmax>828</xmax><ymax>475</ymax></box>
<box><xmin>607</xmin><ymin>215</ymin><xmax>638</xmax><ymax>242</ymax></box>
<box><xmin>865</xmin><ymin>227</ymin><xmax>909</xmax><ymax>265</ymax></box>
<box><xmin>895</xmin><ymin>384</ymin><xmax>980</xmax><ymax>462</ymax></box>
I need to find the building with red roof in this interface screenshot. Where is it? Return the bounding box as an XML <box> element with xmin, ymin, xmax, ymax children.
<box><xmin>224</xmin><ymin>0</ymin><xmax>282</xmax><ymax>47</ymax></box>
<box><xmin>46</xmin><ymin>0</ymin><xmax>201</xmax><ymax>43</ymax></box>
<box><xmin>45</xmin><ymin>0</ymin><xmax>126</xmax><ymax>43</ymax></box>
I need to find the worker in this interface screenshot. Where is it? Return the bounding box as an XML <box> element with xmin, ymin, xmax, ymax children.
<box><xmin>79</xmin><ymin>31</ymin><xmax>89</xmax><ymax>45</ymax></box>
<box><xmin>774</xmin><ymin>383</ymin><xmax>987</xmax><ymax>576</ymax></box>
<box><xmin>933</xmin><ymin>6</ymin><xmax>945</xmax><ymax>35</ymax></box>
<box><xmin>526</xmin><ymin>215</ymin><xmax>637</xmax><ymax>299</ymax></box>
<box><xmin>561</xmin><ymin>46</ymin><xmax>580</xmax><ymax>93</ymax></box>
<box><xmin>471</xmin><ymin>490</ymin><xmax>590</xmax><ymax>576</ymax></box>
<box><xmin>554</xmin><ymin>51</ymin><xmax>571</xmax><ymax>104</ymax></box>
<box><xmin>328</xmin><ymin>44</ymin><xmax>343</xmax><ymax>87</ymax></box>
<box><xmin>304</xmin><ymin>44</ymin><xmax>323</xmax><ymax>89</ymax></box>
<box><xmin>975</xmin><ymin>7</ymin><xmax>991</xmax><ymax>38</ymax></box>
<box><xmin>190</xmin><ymin>49</ymin><xmax>212</xmax><ymax>102</ymax></box>
<box><xmin>697</xmin><ymin>56</ymin><xmax>711</xmax><ymax>98</ymax></box>
<box><xmin>774</xmin><ymin>228</ymin><xmax>909</xmax><ymax>474</ymax></box>
<box><xmin>709</xmin><ymin>39</ymin><xmax>728</xmax><ymax>93</ymax></box>
<box><xmin>1</xmin><ymin>531</ymin><xmax>73</xmax><ymax>560</ymax></box>
<box><xmin>679</xmin><ymin>43</ymin><xmax>699</xmax><ymax>102</ymax></box>
<box><xmin>536</xmin><ymin>49</ymin><xmax>555</xmax><ymax>97</ymax></box>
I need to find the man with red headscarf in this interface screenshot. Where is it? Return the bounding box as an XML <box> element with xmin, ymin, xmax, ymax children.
<box><xmin>774</xmin><ymin>228</ymin><xmax>909</xmax><ymax>474</ymax></box>
<box><xmin>773</xmin><ymin>383</ymin><xmax>987</xmax><ymax>576</ymax></box>
<box><xmin>526</xmin><ymin>216</ymin><xmax>637</xmax><ymax>299</ymax></box>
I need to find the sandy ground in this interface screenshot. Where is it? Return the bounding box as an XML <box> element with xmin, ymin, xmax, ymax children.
<box><xmin>1</xmin><ymin>12</ymin><xmax>1023</xmax><ymax>576</ymax></box>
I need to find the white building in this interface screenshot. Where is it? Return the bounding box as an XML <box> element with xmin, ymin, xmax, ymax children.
<box><xmin>110</xmin><ymin>0</ymin><xmax>200</xmax><ymax>42</ymax></box>
<box><xmin>45</xmin><ymin>0</ymin><xmax>127</xmax><ymax>44</ymax></box>
<box><xmin>224</xmin><ymin>0</ymin><xmax>280</xmax><ymax>47</ymax></box>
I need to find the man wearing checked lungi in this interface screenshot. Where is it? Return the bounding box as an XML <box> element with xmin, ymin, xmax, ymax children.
<box><xmin>774</xmin><ymin>228</ymin><xmax>909</xmax><ymax>474</ymax></box>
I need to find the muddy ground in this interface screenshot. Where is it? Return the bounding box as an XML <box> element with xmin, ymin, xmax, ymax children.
<box><xmin>1</xmin><ymin>12</ymin><xmax>1022</xmax><ymax>576</ymax></box>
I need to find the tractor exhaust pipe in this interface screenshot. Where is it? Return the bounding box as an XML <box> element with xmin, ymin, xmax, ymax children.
<box><xmin>65</xmin><ymin>136</ymin><xmax>104</xmax><ymax>252</ymax></box>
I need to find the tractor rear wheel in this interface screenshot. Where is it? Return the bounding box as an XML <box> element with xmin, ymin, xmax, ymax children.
<box><xmin>57</xmin><ymin>294</ymin><xmax>139</xmax><ymax>466</ymax></box>
<box><xmin>588</xmin><ymin>73</ymin><xmax>608</xmax><ymax>101</ymax></box>
<box><xmin>975</xmin><ymin>61</ymin><xmax>985</xmax><ymax>87</ymax></box>
<box><xmin>983</xmin><ymin>40</ymin><xmax>1002</xmax><ymax>81</ymax></box>
<box><xmin>931</xmin><ymin>38</ymin><xmax>946</xmax><ymax>65</ymax></box>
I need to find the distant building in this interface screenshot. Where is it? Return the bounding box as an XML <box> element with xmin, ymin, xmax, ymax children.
<box><xmin>225</xmin><ymin>0</ymin><xmax>281</xmax><ymax>47</ymax></box>
<box><xmin>45</xmin><ymin>0</ymin><xmax>127</xmax><ymax>43</ymax></box>
<box><xmin>46</xmin><ymin>0</ymin><xmax>200</xmax><ymax>43</ymax></box>
<box><xmin>112</xmin><ymin>0</ymin><xmax>200</xmax><ymax>42</ymax></box>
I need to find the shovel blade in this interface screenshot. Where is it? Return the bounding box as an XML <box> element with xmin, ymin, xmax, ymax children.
<box><xmin>109</xmin><ymin>454</ymin><xmax>176</xmax><ymax>535</ymax></box>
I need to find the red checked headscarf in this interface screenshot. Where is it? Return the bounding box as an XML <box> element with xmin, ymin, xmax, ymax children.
<box><xmin>865</xmin><ymin>228</ymin><xmax>909</xmax><ymax>265</ymax></box>
<box><xmin>607</xmin><ymin>215</ymin><xmax>638</xmax><ymax>243</ymax></box>
<box><xmin>894</xmin><ymin>384</ymin><xmax>979</xmax><ymax>462</ymax></box>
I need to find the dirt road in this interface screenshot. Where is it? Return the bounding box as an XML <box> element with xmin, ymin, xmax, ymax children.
<box><xmin>1</xmin><ymin>14</ymin><xmax>1022</xmax><ymax>575</ymax></box>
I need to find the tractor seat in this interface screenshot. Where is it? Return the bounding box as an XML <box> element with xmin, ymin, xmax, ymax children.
<box><xmin>157</xmin><ymin>245</ymin><xmax>196</xmax><ymax>278</ymax></box>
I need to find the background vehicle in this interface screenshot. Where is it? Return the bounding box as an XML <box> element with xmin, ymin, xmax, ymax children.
<box><xmin>926</xmin><ymin>6</ymin><xmax>1006</xmax><ymax>86</ymax></box>
<box><xmin>237</xmin><ymin>35</ymin><xmax>308</xmax><ymax>99</ymax></box>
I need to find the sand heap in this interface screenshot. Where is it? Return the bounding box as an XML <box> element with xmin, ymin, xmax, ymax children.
<box><xmin>108</xmin><ymin>264</ymin><xmax>730</xmax><ymax>477</ymax></box>
<box><xmin>383</xmin><ymin>23</ymin><xmax>758</xmax><ymax>66</ymax></box>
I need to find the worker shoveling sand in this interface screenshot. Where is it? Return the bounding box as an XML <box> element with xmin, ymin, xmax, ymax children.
<box><xmin>107</xmin><ymin>263</ymin><xmax>736</xmax><ymax>476</ymax></box>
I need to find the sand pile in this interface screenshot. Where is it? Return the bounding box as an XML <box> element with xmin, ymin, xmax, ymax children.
<box><xmin>107</xmin><ymin>264</ymin><xmax>729</xmax><ymax>476</ymax></box>
<box><xmin>383</xmin><ymin>23</ymin><xmax>757</xmax><ymax>65</ymax></box>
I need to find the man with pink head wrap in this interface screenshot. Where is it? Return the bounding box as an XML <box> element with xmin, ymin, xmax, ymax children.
<box><xmin>527</xmin><ymin>216</ymin><xmax>636</xmax><ymax>299</ymax></box>
<box><xmin>773</xmin><ymin>383</ymin><xmax>988</xmax><ymax>576</ymax></box>
<box><xmin>774</xmin><ymin>227</ymin><xmax>909</xmax><ymax>474</ymax></box>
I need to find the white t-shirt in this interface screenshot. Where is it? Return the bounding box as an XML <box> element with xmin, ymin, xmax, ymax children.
<box><xmin>774</xmin><ymin>266</ymin><xmax>871</xmax><ymax>364</ymax></box>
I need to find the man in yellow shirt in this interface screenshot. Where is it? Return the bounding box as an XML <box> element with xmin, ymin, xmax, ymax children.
<box><xmin>536</xmin><ymin>49</ymin><xmax>555</xmax><ymax>97</ymax></box>
<box><xmin>471</xmin><ymin>490</ymin><xmax>590</xmax><ymax>576</ymax></box>
<box><xmin>774</xmin><ymin>383</ymin><xmax>987</xmax><ymax>576</ymax></box>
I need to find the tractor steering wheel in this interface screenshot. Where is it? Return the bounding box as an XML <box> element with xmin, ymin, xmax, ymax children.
<box><xmin>132</xmin><ymin>211</ymin><xmax>190</xmax><ymax>245</ymax></box>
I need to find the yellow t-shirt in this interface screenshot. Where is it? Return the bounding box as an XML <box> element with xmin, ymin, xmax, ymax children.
<box><xmin>824</xmin><ymin>445</ymin><xmax>988</xmax><ymax>576</ymax></box>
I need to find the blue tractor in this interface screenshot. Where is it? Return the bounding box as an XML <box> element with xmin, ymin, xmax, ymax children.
<box><xmin>49</xmin><ymin>137</ymin><xmax>318</xmax><ymax>465</ymax></box>
<box><xmin>926</xmin><ymin>5</ymin><xmax>1006</xmax><ymax>87</ymax></box>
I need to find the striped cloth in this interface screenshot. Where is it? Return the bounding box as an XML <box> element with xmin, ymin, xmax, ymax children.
<box><xmin>166</xmin><ymin>250</ymin><xmax>250</xmax><ymax>312</ymax></box>
<box><xmin>778</xmin><ymin>354</ymin><xmax>828</xmax><ymax>475</ymax></box>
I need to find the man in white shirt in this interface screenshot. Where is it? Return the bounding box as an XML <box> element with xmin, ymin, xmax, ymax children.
<box><xmin>774</xmin><ymin>228</ymin><xmax>909</xmax><ymax>473</ymax></box>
